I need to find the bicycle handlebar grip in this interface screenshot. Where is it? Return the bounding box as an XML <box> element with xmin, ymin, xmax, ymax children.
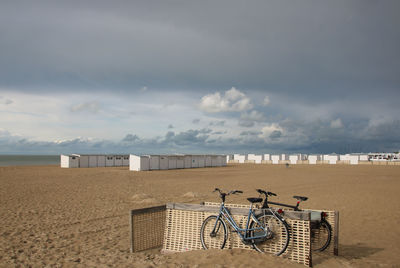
<box><xmin>235</xmin><ymin>190</ymin><xmax>243</xmax><ymax>194</ymax></box>
<box><xmin>256</xmin><ymin>189</ymin><xmax>267</xmax><ymax>194</ymax></box>
<box><xmin>269</xmin><ymin>192</ymin><xmax>277</xmax><ymax>196</ymax></box>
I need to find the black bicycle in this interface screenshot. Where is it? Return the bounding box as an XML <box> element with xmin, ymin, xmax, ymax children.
<box><xmin>256</xmin><ymin>189</ymin><xmax>332</xmax><ymax>252</ymax></box>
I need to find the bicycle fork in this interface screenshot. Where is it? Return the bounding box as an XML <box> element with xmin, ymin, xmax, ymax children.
<box><xmin>210</xmin><ymin>215</ymin><xmax>223</xmax><ymax>237</ymax></box>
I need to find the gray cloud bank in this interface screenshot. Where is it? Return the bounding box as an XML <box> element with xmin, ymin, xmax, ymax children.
<box><xmin>1</xmin><ymin>118</ymin><xmax>399</xmax><ymax>155</ymax></box>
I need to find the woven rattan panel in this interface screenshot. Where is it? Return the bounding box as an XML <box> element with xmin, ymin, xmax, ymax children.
<box><xmin>207</xmin><ymin>202</ymin><xmax>338</xmax><ymax>255</ymax></box>
<box><xmin>163</xmin><ymin>203</ymin><xmax>311</xmax><ymax>267</ymax></box>
<box><xmin>205</xmin><ymin>202</ymin><xmax>311</xmax><ymax>266</ymax></box>
<box><xmin>306</xmin><ymin>209</ymin><xmax>338</xmax><ymax>255</ymax></box>
<box><xmin>130</xmin><ymin>206</ymin><xmax>166</xmax><ymax>252</ymax></box>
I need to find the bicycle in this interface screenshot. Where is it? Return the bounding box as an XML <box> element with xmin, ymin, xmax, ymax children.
<box><xmin>200</xmin><ymin>188</ymin><xmax>290</xmax><ymax>256</ymax></box>
<box><xmin>256</xmin><ymin>189</ymin><xmax>332</xmax><ymax>252</ymax></box>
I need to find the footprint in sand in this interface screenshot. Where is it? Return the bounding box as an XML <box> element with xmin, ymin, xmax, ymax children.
<box><xmin>131</xmin><ymin>193</ymin><xmax>158</xmax><ymax>204</ymax></box>
<box><xmin>182</xmin><ymin>192</ymin><xmax>200</xmax><ymax>198</ymax></box>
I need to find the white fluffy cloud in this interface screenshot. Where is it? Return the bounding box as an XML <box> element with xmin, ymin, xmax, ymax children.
<box><xmin>259</xmin><ymin>124</ymin><xmax>284</xmax><ymax>140</ymax></box>
<box><xmin>199</xmin><ymin>87</ymin><xmax>253</xmax><ymax>113</ymax></box>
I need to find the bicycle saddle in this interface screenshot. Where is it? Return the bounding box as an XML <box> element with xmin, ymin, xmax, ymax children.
<box><xmin>247</xmin><ymin>197</ymin><xmax>263</xmax><ymax>203</ymax></box>
<box><xmin>293</xmin><ymin>196</ymin><xmax>308</xmax><ymax>201</ymax></box>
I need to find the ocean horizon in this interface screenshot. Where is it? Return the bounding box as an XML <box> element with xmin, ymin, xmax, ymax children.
<box><xmin>0</xmin><ymin>155</ymin><xmax>60</xmax><ymax>167</ymax></box>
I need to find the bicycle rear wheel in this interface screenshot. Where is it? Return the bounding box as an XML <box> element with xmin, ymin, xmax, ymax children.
<box><xmin>200</xmin><ymin>215</ymin><xmax>227</xmax><ymax>250</ymax></box>
<box><xmin>250</xmin><ymin>213</ymin><xmax>290</xmax><ymax>256</ymax></box>
<box><xmin>311</xmin><ymin>218</ymin><xmax>332</xmax><ymax>251</ymax></box>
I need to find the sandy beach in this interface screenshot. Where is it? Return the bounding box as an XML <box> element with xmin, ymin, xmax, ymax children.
<box><xmin>0</xmin><ymin>164</ymin><xmax>399</xmax><ymax>267</ymax></box>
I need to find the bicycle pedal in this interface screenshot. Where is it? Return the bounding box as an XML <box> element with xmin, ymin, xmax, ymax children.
<box><xmin>252</xmin><ymin>237</ymin><xmax>267</xmax><ymax>244</ymax></box>
<box><xmin>241</xmin><ymin>240</ymin><xmax>253</xmax><ymax>245</ymax></box>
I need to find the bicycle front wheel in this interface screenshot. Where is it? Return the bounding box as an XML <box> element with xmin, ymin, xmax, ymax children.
<box><xmin>250</xmin><ymin>213</ymin><xmax>290</xmax><ymax>256</ymax></box>
<box><xmin>200</xmin><ymin>215</ymin><xmax>227</xmax><ymax>250</ymax></box>
<box><xmin>311</xmin><ymin>218</ymin><xmax>332</xmax><ymax>252</ymax></box>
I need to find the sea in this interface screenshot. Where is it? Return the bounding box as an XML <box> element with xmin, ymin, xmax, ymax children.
<box><xmin>0</xmin><ymin>155</ymin><xmax>60</xmax><ymax>167</ymax></box>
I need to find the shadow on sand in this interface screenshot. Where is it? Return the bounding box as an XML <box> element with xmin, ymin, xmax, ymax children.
<box><xmin>312</xmin><ymin>243</ymin><xmax>383</xmax><ymax>265</ymax></box>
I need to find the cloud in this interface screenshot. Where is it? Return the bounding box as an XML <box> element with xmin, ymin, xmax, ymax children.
<box><xmin>240</xmin><ymin>110</ymin><xmax>265</xmax><ymax>121</ymax></box>
<box><xmin>163</xmin><ymin>128</ymin><xmax>212</xmax><ymax>147</ymax></box>
<box><xmin>0</xmin><ymin>96</ymin><xmax>13</xmax><ymax>105</ymax></box>
<box><xmin>122</xmin><ymin>134</ymin><xmax>140</xmax><ymax>142</ymax></box>
<box><xmin>259</xmin><ymin>124</ymin><xmax>284</xmax><ymax>140</ymax></box>
<box><xmin>192</xmin><ymin>118</ymin><xmax>200</xmax><ymax>124</ymax></box>
<box><xmin>238</xmin><ymin>121</ymin><xmax>255</xmax><ymax>128</ymax></box>
<box><xmin>199</xmin><ymin>87</ymin><xmax>252</xmax><ymax>113</ymax></box>
<box><xmin>262</xmin><ymin>96</ymin><xmax>270</xmax><ymax>106</ymax></box>
<box><xmin>70</xmin><ymin>101</ymin><xmax>101</xmax><ymax>113</ymax></box>
<box><xmin>240</xmin><ymin>130</ymin><xmax>262</xmax><ymax>136</ymax></box>
<box><xmin>330</xmin><ymin>118</ymin><xmax>343</xmax><ymax>128</ymax></box>
<box><xmin>1</xmin><ymin>117</ymin><xmax>400</xmax><ymax>155</ymax></box>
<box><xmin>212</xmin><ymin>131</ymin><xmax>227</xmax><ymax>135</ymax></box>
<box><xmin>238</xmin><ymin>110</ymin><xmax>265</xmax><ymax>128</ymax></box>
<box><xmin>209</xmin><ymin>120</ymin><xmax>225</xmax><ymax>126</ymax></box>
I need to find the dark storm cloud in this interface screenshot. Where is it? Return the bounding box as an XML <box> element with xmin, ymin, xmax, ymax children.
<box><xmin>1</xmin><ymin>0</ymin><xmax>399</xmax><ymax>102</ymax></box>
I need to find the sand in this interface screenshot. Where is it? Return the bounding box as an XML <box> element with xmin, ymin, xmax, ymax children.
<box><xmin>0</xmin><ymin>164</ymin><xmax>399</xmax><ymax>267</ymax></box>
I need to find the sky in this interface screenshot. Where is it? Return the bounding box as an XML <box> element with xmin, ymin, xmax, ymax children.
<box><xmin>1</xmin><ymin>0</ymin><xmax>399</xmax><ymax>155</ymax></box>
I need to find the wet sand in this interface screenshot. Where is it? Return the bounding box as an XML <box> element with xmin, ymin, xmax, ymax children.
<box><xmin>0</xmin><ymin>164</ymin><xmax>399</xmax><ymax>267</ymax></box>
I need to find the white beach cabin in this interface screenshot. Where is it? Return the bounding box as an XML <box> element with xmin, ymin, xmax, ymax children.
<box><xmin>191</xmin><ymin>155</ymin><xmax>199</xmax><ymax>168</ymax></box>
<box><xmin>129</xmin><ymin>155</ymin><xmax>149</xmax><ymax>171</ymax></box>
<box><xmin>123</xmin><ymin>155</ymin><xmax>130</xmax><ymax>166</ymax></box>
<box><xmin>168</xmin><ymin>156</ymin><xmax>177</xmax><ymax>169</ymax></box>
<box><xmin>308</xmin><ymin>155</ymin><xmax>318</xmax><ymax>164</ymax></box>
<box><xmin>263</xmin><ymin>154</ymin><xmax>270</xmax><ymax>161</ymax></box>
<box><xmin>89</xmin><ymin>155</ymin><xmax>98</xmax><ymax>168</ymax></box>
<box><xmin>97</xmin><ymin>155</ymin><xmax>106</xmax><ymax>167</ymax></box>
<box><xmin>205</xmin><ymin>155</ymin><xmax>212</xmax><ymax>167</ymax></box>
<box><xmin>106</xmin><ymin>155</ymin><xmax>115</xmax><ymax>167</ymax></box>
<box><xmin>149</xmin><ymin>155</ymin><xmax>160</xmax><ymax>170</ymax></box>
<box><xmin>289</xmin><ymin>155</ymin><xmax>299</xmax><ymax>165</ymax></box>
<box><xmin>271</xmin><ymin>155</ymin><xmax>280</xmax><ymax>164</ymax></box>
<box><xmin>176</xmin><ymin>155</ymin><xmax>184</xmax><ymax>169</ymax></box>
<box><xmin>79</xmin><ymin>155</ymin><xmax>89</xmax><ymax>168</ymax></box>
<box><xmin>184</xmin><ymin>155</ymin><xmax>192</xmax><ymax>168</ymax></box>
<box><xmin>198</xmin><ymin>155</ymin><xmax>205</xmax><ymax>168</ymax></box>
<box><xmin>114</xmin><ymin>155</ymin><xmax>123</xmax><ymax>166</ymax></box>
<box><xmin>160</xmin><ymin>156</ymin><xmax>169</xmax><ymax>170</ymax></box>
<box><xmin>60</xmin><ymin>154</ymin><xmax>79</xmax><ymax>168</ymax></box>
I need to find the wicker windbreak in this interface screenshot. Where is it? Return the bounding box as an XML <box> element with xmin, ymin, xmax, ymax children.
<box><xmin>203</xmin><ymin>202</ymin><xmax>312</xmax><ymax>266</ymax></box>
<box><xmin>162</xmin><ymin>203</ymin><xmax>312</xmax><ymax>267</ymax></box>
<box><xmin>130</xmin><ymin>205</ymin><xmax>166</xmax><ymax>252</ymax></box>
<box><xmin>130</xmin><ymin>203</ymin><xmax>339</xmax><ymax>267</ymax></box>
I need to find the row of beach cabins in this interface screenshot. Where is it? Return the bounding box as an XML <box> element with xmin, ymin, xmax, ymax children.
<box><xmin>228</xmin><ymin>153</ymin><xmax>400</xmax><ymax>165</ymax></box>
<box><xmin>60</xmin><ymin>154</ymin><xmax>130</xmax><ymax>168</ymax></box>
<box><xmin>60</xmin><ymin>154</ymin><xmax>227</xmax><ymax>170</ymax></box>
<box><xmin>60</xmin><ymin>152</ymin><xmax>400</xmax><ymax>169</ymax></box>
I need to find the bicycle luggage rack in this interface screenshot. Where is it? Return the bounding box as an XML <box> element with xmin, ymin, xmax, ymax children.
<box><xmin>129</xmin><ymin>203</ymin><xmax>339</xmax><ymax>267</ymax></box>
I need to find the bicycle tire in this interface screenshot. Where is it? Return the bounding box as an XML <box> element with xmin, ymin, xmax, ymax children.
<box><xmin>200</xmin><ymin>215</ymin><xmax>228</xmax><ymax>250</ymax></box>
<box><xmin>250</xmin><ymin>212</ymin><xmax>290</xmax><ymax>256</ymax></box>
<box><xmin>311</xmin><ymin>218</ymin><xmax>332</xmax><ymax>252</ymax></box>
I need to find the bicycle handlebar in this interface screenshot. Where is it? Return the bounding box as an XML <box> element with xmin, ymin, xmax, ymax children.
<box><xmin>213</xmin><ymin>188</ymin><xmax>242</xmax><ymax>201</ymax></box>
<box><xmin>256</xmin><ymin>188</ymin><xmax>277</xmax><ymax>196</ymax></box>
